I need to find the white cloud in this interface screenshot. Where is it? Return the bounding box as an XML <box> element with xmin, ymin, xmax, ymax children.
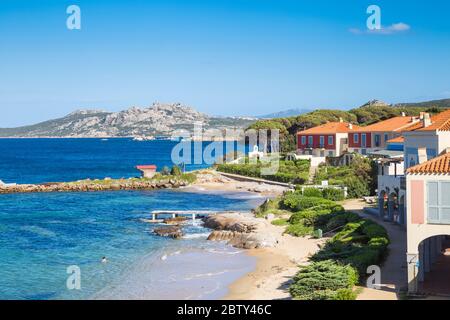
<box><xmin>349</xmin><ymin>22</ymin><xmax>411</xmax><ymax>35</ymax></box>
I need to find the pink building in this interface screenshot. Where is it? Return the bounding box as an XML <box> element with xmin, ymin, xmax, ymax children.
<box><xmin>136</xmin><ymin>165</ymin><xmax>157</xmax><ymax>178</ymax></box>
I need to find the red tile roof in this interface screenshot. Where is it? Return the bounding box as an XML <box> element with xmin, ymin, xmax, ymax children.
<box><xmin>297</xmin><ymin>122</ymin><xmax>360</xmax><ymax>135</ymax></box>
<box><xmin>136</xmin><ymin>165</ymin><xmax>157</xmax><ymax>170</ymax></box>
<box><xmin>355</xmin><ymin>116</ymin><xmax>418</xmax><ymax>132</ymax></box>
<box><xmin>403</xmin><ymin>109</ymin><xmax>450</xmax><ymax>132</ymax></box>
<box><xmin>407</xmin><ymin>152</ymin><xmax>450</xmax><ymax>174</ymax></box>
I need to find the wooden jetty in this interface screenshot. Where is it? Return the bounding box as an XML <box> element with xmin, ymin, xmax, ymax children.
<box><xmin>149</xmin><ymin>210</ymin><xmax>217</xmax><ymax>222</ymax></box>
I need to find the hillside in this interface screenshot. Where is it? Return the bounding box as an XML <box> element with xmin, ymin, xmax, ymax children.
<box><xmin>248</xmin><ymin>99</ymin><xmax>450</xmax><ymax>152</ymax></box>
<box><xmin>393</xmin><ymin>98</ymin><xmax>450</xmax><ymax>109</ymax></box>
<box><xmin>0</xmin><ymin>103</ymin><xmax>255</xmax><ymax>138</ymax></box>
<box><xmin>256</xmin><ymin>108</ymin><xmax>313</xmax><ymax>119</ymax></box>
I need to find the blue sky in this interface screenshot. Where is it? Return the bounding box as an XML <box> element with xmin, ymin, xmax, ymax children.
<box><xmin>1</xmin><ymin>0</ymin><xmax>450</xmax><ymax>127</ymax></box>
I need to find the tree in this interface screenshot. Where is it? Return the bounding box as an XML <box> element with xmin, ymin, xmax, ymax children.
<box><xmin>161</xmin><ymin>166</ymin><xmax>171</xmax><ymax>176</ymax></box>
<box><xmin>170</xmin><ymin>165</ymin><xmax>182</xmax><ymax>176</ymax></box>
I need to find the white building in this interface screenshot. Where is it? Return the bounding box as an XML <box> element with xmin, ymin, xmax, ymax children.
<box><xmin>406</xmin><ymin>152</ymin><xmax>450</xmax><ymax>294</ymax></box>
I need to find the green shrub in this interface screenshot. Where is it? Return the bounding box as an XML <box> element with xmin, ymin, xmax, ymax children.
<box><xmin>285</xmin><ymin>224</ymin><xmax>314</xmax><ymax>237</ymax></box>
<box><xmin>170</xmin><ymin>165</ymin><xmax>182</xmax><ymax>176</ymax></box>
<box><xmin>334</xmin><ymin>288</ymin><xmax>357</xmax><ymax>300</ymax></box>
<box><xmin>302</xmin><ymin>188</ymin><xmax>323</xmax><ymax>198</ymax></box>
<box><xmin>344</xmin><ymin>176</ymin><xmax>370</xmax><ymax>198</ymax></box>
<box><xmin>288</xmin><ymin>209</ymin><xmax>332</xmax><ymax>226</ymax></box>
<box><xmin>322</xmin><ymin>188</ymin><xmax>345</xmax><ymax>201</ymax></box>
<box><xmin>281</xmin><ymin>194</ymin><xmax>336</xmax><ymax>212</ymax></box>
<box><xmin>311</xmin><ymin>219</ymin><xmax>390</xmax><ymax>274</ymax></box>
<box><xmin>161</xmin><ymin>166</ymin><xmax>171</xmax><ymax>176</ymax></box>
<box><xmin>216</xmin><ymin>159</ymin><xmax>310</xmax><ymax>184</ymax></box>
<box><xmin>324</xmin><ymin>212</ymin><xmax>361</xmax><ymax>232</ymax></box>
<box><xmin>271</xmin><ymin>219</ymin><xmax>289</xmax><ymax>226</ymax></box>
<box><xmin>289</xmin><ymin>260</ymin><xmax>358</xmax><ymax>300</ymax></box>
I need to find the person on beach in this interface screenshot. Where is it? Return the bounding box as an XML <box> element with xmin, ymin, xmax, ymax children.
<box><xmin>101</xmin><ymin>256</ymin><xmax>108</xmax><ymax>264</ymax></box>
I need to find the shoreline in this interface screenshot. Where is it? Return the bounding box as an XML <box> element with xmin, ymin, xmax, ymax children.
<box><xmin>189</xmin><ymin>172</ymin><xmax>327</xmax><ymax>300</ymax></box>
<box><xmin>223</xmin><ymin>228</ymin><xmax>326</xmax><ymax>300</ymax></box>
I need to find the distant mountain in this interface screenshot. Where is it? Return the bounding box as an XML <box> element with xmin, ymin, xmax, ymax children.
<box><xmin>0</xmin><ymin>103</ymin><xmax>255</xmax><ymax>138</ymax></box>
<box><xmin>256</xmin><ymin>108</ymin><xmax>313</xmax><ymax>119</ymax></box>
<box><xmin>359</xmin><ymin>99</ymin><xmax>391</xmax><ymax>108</ymax></box>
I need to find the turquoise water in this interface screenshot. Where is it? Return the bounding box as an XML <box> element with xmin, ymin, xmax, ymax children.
<box><xmin>0</xmin><ymin>138</ymin><xmax>246</xmax><ymax>184</ymax></box>
<box><xmin>0</xmin><ymin>189</ymin><xmax>260</xmax><ymax>300</ymax></box>
<box><xmin>0</xmin><ymin>138</ymin><xmax>257</xmax><ymax>300</ymax></box>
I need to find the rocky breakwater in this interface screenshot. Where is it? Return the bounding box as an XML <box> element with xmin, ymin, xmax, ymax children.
<box><xmin>0</xmin><ymin>178</ymin><xmax>191</xmax><ymax>194</ymax></box>
<box><xmin>204</xmin><ymin>213</ymin><xmax>278</xmax><ymax>249</ymax></box>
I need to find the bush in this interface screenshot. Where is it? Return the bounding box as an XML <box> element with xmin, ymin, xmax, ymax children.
<box><xmin>324</xmin><ymin>212</ymin><xmax>361</xmax><ymax>232</ymax></box>
<box><xmin>281</xmin><ymin>194</ymin><xmax>336</xmax><ymax>212</ymax></box>
<box><xmin>311</xmin><ymin>219</ymin><xmax>390</xmax><ymax>274</ymax></box>
<box><xmin>302</xmin><ymin>188</ymin><xmax>323</xmax><ymax>198</ymax></box>
<box><xmin>344</xmin><ymin>176</ymin><xmax>370</xmax><ymax>198</ymax></box>
<box><xmin>322</xmin><ymin>188</ymin><xmax>345</xmax><ymax>201</ymax></box>
<box><xmin>335</xmin><ymin>288</ymin><xmax>357</xmax><ymax>300</ymax></box>
<box><xmin>289</xmin><ymin>209</ymin><xmax>332</xmax><ymax>226</ymax></box>
<box><xmin>289</xmin><ymin>260</ymin><xmax>358</xmax><ymax>300</ymax></box>
<box><xmin>271</xmin><ymin>219</ymin><xmax>289</xmax><ymax>226</ymax></box>
<box><xmin>285</xmin><ymin>224</ymin><xmax>314</xmax><ymax>237</ymax></box>
<box><xmin>216</xmin><ymin>159</ymin><xmax>310</xmax><ymax>184</ymax></box>
<box><xmin>170</xmin><ymin>165</ymin><xmax>182</xmax><ymax>176</ymax></box>
<box><xmin>161</xmin><ymin>166</ymin><xmax>171</xmax><ymax>176</ymax></box>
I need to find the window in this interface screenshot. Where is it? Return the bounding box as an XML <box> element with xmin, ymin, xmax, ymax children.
<box><xmin>361</xmin><ymin>134</ymin><xmax>367</xmax><ymax>147</ymax></box>
<box><xmin>308</xmin><ymin>136</ymin><xmax>313</xmax><ymax>147</ymax></box>
<box><xmin>320</xmin><ymin>136</ymin><xmax>325</xmax><ymax>147</ymax></box>
<box><xmin>328</xmin><ymin>135</ymin><xmax>333</xmax><ymax>145</ymax></box>
<box><xmin>384</xmin><ymin>133</ymin><xmax>389</xmax><ymax>142</ymax></box>
<box><xmin>328</xmin><ymin>151</ymin><xmax>333</xmax><ymax>156</ymax></box>
<box><xmin>353</xmin><ymin>133</ymin><xmax>359</xmax><ymax>143</ymax></box>
<box><xmin>375</xmin><ymin>134</ymin><xmax>380</xmax><ymax>147</ymax></box>
<box><xmin>301</xmin><ymin>136</ymin><xmax>306</xmax><ymax>145</ymax></box>
<box><xmin>427</xmin><ymin>182</ymin><xmax>450</xmax><ymax>224</ymax></box>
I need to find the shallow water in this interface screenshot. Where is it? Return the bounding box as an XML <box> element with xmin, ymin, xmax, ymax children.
<box><xmin>0</xmin><ymin>189</ymin><xmax>261</xmax><ymax>300</ymax></box>
<box><xmin>0</xmin><ymin>138</ymin><xmax>257</xmax><ymax>300</ymax></box>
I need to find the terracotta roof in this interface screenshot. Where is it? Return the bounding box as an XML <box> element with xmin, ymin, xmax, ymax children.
<box><xmin>407</xmin><ymin>152</ymin><xmax>450</xmax><ymax>174</ymax></box>
<box><xmin>402</xmin><ymin>109</ymin><xmax>450</xmax><ymax>132</ymax></box>
<box><xmin>386</xmin><ymin>136</ymin><xmax>404</xmax><ymax>144</ymax></box>
<box><xmin>136</xmin><ymin>165</ymin><xmax>157</xmax><ymax>170</ymax></box>
<box><xmin>355</xmin><ymin>116</ymin><xmax>418</xmax><ymax>133</ymax></box>
<box><xmin>297</xmin><ymin>122</ymin><xmax>360</xmax><ymax>135</ymax></box>
<box><xmin>418</xmin><ymin>109</ymin><xmax>450</xmax><ymax>131</ymax></box>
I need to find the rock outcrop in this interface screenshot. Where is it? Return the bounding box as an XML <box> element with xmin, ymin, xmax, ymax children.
<box><xmin>204</xmin><ymin>213</ymin><xmax>278</xmax><ymax>249</ymax></box>
<box><xmin>154</xmin><ymin>226</ymin><xmax>183</xmax><ymax>239</ymax></box>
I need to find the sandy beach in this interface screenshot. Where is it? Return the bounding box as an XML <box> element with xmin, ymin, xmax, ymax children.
<box><xmin>224</xmin><ymin>229</ymin><xmax>326</xmax><ymax>300</ymax></box>
<box><xmin>190</xmin><ymin>170</ymin><xmax>328</xmax><ymax>300</ymax></box>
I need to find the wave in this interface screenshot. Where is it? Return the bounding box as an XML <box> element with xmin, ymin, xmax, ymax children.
<box><xmin>20</xmin><ymin>225</ymin><xmax>56</xmax><ymax>238</ymax></box>
<box><xmin>183</xmin><ymin>270</ymin><xmax>229</xmax><ymax>280</ymax></box>
<box><xmin>182</xmin><ymin>232</ymin><xmax>211</xmax><ymax>240</ymax></box>
<box><xmin>206</xmin><ymin>248</ymin><xmax>244</xmax><ymax>255</ymax></box>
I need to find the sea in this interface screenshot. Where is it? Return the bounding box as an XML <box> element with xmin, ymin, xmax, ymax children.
<box><xmin>0</xmin><ymin>138</ymin><xmax>260</xmax><ymax>300</ymax></box>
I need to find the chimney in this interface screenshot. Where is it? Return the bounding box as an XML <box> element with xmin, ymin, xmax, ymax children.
<box><xmin>422</xmin><ymin>113</ymin><xmax>432</xmax><ymax>128</ymax></box>
<box><xmin>348</xmin><ymin>123</ymin><xmax>353</xmax><ymax>130</ymax></box>
<box><xmin>418</xmin><ymin>147</ymin><xmax>428</xmax><ymax>164</ymax></box>
<box><xmin>441</xmin><ymin>147</ymin><xmax>450</xmax><ymax>155</ymax></box>
<box><xmin>419</xmin><ymin>112</ymin><xmax>425</xmax><ymax>120</ymax></box>
<box><xmin>339</xmin><ymin>117</ymin><xmax>343</xmax><ymax>123</ymax></box>
<box><xmin>401</xmin><ymin>112</ymin><xmax>406</xmax><ymax>117</ymax></box>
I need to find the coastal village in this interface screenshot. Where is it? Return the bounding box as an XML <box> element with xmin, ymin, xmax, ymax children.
<box><xmin>293</xmin><ymin>109</ymin><xmax>450</xmax><ymax>297</ymax></box>
<box><xmin>2</xmin><ymin>107</ymin><xmax>450</xmax><ymax>300</ymax></box>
